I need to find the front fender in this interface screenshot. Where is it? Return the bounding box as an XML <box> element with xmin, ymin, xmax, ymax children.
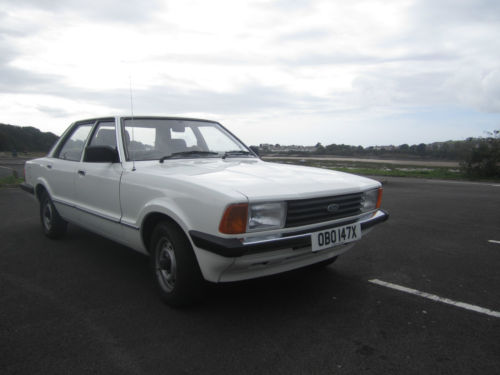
<box><xmin>136</xmin><ymin>198</ymin><xmax>192</xmax><ymax>235</ymax></box>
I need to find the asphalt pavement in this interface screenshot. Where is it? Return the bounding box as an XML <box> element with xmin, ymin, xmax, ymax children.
<box><xmin>0</xmin><ymin>178</ymin><xmax>499</xmax><ymax>374</ymax></box>
<box><xmin>0</xmin><ymin>166</ymin><xmax>14</xmax><ymax>179</ymax></box>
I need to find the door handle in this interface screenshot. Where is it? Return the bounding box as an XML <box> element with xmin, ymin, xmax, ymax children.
<box><xmin>78</xmin><ymin>170</ymin><xmax>86</xmax><ymax>176</ymax></box>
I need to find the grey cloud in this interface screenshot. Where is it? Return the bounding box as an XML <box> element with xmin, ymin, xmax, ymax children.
<box><xmin>349</xmin><ymin>66</ymin><xmax>500</xmax><ymax>114</ymax></box>
<box><xmin>0</xmin><ymin>38</ymin><xmax>64</xmax><ymax>94</ymax></box>
<box><xmin>36</xmin><ymin>105</ymin><xmax>73</xmax><ymax>117</ymax></box>
<box><xmin>0</xmin><ymin>65</ymin><xmax>57</xmax><ymax>91</ymax></box>
<box><xmin>402</xmin><ymin>0</ymin><xmax>500</xmax><ymax>51</ymax></box>
<box><xmin>0</xmin><ymin>40</ymin><xmax>17</xmax><ymax>65</ymax></box>
<box><xmin>43</xmin><ymin>82</ymin><xmax>328</xmax><ymax>117</ymax></box>
<box><xmin>0</xmin><ymin>0</ymin><xmax>162</xmax><ymax>96</ymax></box>
<box><xmin>120</xmin><ymin>84</ymin><xmax>330</xmax><ymax>115</ymax></box>
<box><xmin>281</xmin><ymin>51</ymin><xmax>458</xmax><ymax>67</ymax></box>
<box><xmin>445</xmin><ymin>68</ymin><xmax>500</xmax><ymax>112</ymax></box>
<box><xmin>398</xmin><ymin>0</ymin><xmax>500</xmax><ymax>113</ymax></box>
<box><xmin>480</xmin><ymin>70</ymin><xmax>500</xmax><ymax>112</ymax></box>
<box><xmin>0</xmin><ymin>10</ymin><xmax>47</xmax><ymax>37</ymax></box>
<box><xmin>352</xmin><ymin>70</ymin><xmax>454</xmax><ymax>107</ymax></box>
<box><xmin>277</xmin><ymin>28</ymin><xmax>331</xmax><ymax>42</ymax></box>
<box><xmin>264</xmin><ymin>0</ymin><xmax>318</xmax><ymax>13</ymax></box>
<box><xmin>0</xmin><ymin>16</ymin><xmax>62</xmax><ymax>94</ymax></box>
<box><xmin>413</xmin><ymin>0</ymin><xmax>500</xmax><ymax>25</ymax></box>
<box><xmin>0</xmin><ymin>74</ymin><xmax>329</xmax><ymax>117</ymax></box>
<box><xmin>0</xmin><ymin>39</ymin><xmax>64</xmax><ymax>94</ymax></box>
<box><xmin>2</xmin><ymin>0</ymin><xmax>164</xmax><ymax>23</ymax></box>
<box><xmin>147</xmin><ymin>53</ymin><xmax>268</xmax><ymax>67</ymax></box>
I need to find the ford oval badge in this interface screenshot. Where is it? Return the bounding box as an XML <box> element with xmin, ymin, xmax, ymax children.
<box><xmin>327</xmin><ymin>203</ymin><xmax>340</xmax><ymax>212</ymax></box>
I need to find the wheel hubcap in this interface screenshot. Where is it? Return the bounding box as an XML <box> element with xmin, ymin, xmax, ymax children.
<box><xmin>156</xmin><ymin>238</ymin><xmax>177</xmax><ymax>292</ymax></box>
<box><xmin>43</xmin><ymin>202</ymin><xmax>53</xmax><ymax>230</ymax></box>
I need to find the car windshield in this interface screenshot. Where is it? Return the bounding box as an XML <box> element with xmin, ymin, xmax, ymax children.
<box><xmin>121</xmin><ymin>118</ymin><xmax>251</xmax><ymax>161</ymax></box>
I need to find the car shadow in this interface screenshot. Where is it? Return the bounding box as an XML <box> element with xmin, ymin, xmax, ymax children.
<box><xmin>62</xmin><ymin>225</ymin><xmax>368</xmax><ymax>313</ymax></box>
<box><xmin>200</xmin><ymin>265</ymin><xmax>365</xmax><ymax>310</ymax></box>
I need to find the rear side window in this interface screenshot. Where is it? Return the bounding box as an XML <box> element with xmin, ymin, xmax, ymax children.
<box><xmin>57</xmin><ymin>124</ymin><xmax>93</xmax><ymax>161</ymax></box>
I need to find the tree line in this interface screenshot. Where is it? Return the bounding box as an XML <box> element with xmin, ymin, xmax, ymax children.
<box><xmin>258</xmin><ymin>131</ymin><xmax>500</xmax><ymax>178</ymax></box>
<box><xmin>0</xmin><ymin>123</ymin><xmax>58</xmax><ymax>153</ymax></box>
<box><xmin>260</xmin><ymin>139</ymin><xmax>491</xmax><ymax>161</ymax></box>
<box><xmin>1</xmin><ymin>122</ymin><xmax>498</xmax><ymax>178</ymax></box>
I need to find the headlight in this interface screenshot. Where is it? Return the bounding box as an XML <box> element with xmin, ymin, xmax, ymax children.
<box><xmin>361</xmin><ymin>188</ymin><xmax>382</xmax><ymax>212</ymax></box>
<box><xmin>248</xmin><ymin>202</ymin><xmax>286</xmax><ymax>232</ymax></box>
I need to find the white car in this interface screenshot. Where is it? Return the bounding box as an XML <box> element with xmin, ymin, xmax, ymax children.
<box><xmin>21</xmin><ymin>116</ymin><xmax>388</xmax><ymax>306</ymax></box>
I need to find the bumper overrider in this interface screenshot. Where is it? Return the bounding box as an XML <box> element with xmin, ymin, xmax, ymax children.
<box><xmin>190</xmin><ymin>209</ymin><xmax>389</xmax><ymax>258</ymax></box>
<box><xmin>20</xmin><ymin>182</ymin><xmax>35</xmax><ymax>195</ymax></box>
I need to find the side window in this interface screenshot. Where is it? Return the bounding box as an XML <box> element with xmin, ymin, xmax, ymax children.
<box><xmin>88</xmin><ymin>122</ymin><xmax>117</xmax><ymax>148</ymax></box>
<box><xmin>58</xmin><ymin>124</ymin><xmax>93</xmax><ymax>161</ymax></box>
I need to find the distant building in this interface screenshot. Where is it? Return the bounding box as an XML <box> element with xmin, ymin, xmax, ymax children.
<box><xmin>259</xmin><ymin>144</ymin><xmax>318</xmax><ymax>153</ymax></box>
<box><xmin>373</xmin><ymin>145</ymin><xmax>396</xmax><ymax>151</ymax></box>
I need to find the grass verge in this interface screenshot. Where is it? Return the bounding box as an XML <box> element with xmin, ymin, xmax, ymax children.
<box><xmin>0</xmin><ymin>175</ymin><xmax>24</xmax><ymax>187</ymax></box>
<box><xmin>264</xmin><ymin>158</ymin><xmax>467</xmax><ymax>180</ymax></box>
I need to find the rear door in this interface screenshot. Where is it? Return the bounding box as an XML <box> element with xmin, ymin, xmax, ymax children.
<box><xmin>48</xmin><ymin>121</ymin><xmax>94</xmax><ymax>222</ymax></box>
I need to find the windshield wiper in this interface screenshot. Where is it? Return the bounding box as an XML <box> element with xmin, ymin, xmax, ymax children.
<box><xmin>222</xmin><ymin>150</ymin><xmax>253</xmax><ymax>159</ymax></box>
<box><xmin>159</xmin><ymin>151</ymin><xmax>219</xmax><ymax>163</ymax></box>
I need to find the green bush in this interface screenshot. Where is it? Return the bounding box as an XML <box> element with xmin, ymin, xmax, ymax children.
<box><xmin>460</xmin><ymin>130</ymin><xmax>500</xmax><ymax>179</ymax></box>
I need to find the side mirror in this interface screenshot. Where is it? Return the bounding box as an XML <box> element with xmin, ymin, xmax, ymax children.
<box><xmin>249</xmin><ymin>146</ymin><xmax>260</xmax><ymax>156</ymax></box>
<box><xmin>85</xmin><ymin>145</ymin><xmax>119</xmax><ymax>163</ymax></box>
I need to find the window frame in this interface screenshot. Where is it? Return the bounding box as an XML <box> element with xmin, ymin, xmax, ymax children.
<box><xmin>82</xmin><ymin>120</ymin><xmax>119</xmax><ymax>163</ymax></box>
<box><xmin>53</xmin><ymin>117</ymin><xmax>117</xmax><ymax>162</ymax></box>
<box><xmin>120</xmin><ymin>116</ymin><xmax>252</xmax><ymax>161</ymax></box>
<box><xmin>54</xmin><ymin>121</ymin><xmax>95</xmax><ymax>162</ymax></box>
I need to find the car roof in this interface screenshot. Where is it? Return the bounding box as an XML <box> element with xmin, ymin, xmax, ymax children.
<box><xmin>74</xmin><ymin>116</ymin><xmax>219</xmax><ymax>125</ymax></box>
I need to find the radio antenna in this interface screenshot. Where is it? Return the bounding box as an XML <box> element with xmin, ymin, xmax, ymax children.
<box><xmin>129</xmin><ymin>74</ymin><xmax>136</xmax><ymax>171</ymax></box>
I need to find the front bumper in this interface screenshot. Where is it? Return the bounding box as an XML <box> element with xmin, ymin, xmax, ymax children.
<box><xmin>190</xmin><ymin>209</ymin><xmax>389</xmax><ymax>258</ymax></box>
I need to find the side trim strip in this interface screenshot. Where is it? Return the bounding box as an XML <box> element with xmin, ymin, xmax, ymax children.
<box><xmin>121</xmin><ymin>221</ymin><xmax>140</xmax><ymax>231</ymax></box>
<box><xmin>52</xmin><ymin>197</ymin><xmax>140</xmax><ymax>230</ymax></box>
<box><xmin>52</xmin><ymin>198</ymin><xmax>121</xmax><ymax>224</ymax></box>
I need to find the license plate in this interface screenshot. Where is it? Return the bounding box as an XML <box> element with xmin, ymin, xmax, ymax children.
<box><xmin>311</xmin><ymin>223</ymin><xmax>361</xmax><ymax>252</ymax></box>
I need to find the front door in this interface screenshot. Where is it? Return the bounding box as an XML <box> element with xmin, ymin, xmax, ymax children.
<box><xmin>74</xmin><ymin>120</ymin><xmax>123</xmax><ymax>239</ymax></box>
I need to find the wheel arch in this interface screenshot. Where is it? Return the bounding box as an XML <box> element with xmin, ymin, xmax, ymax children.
<box><xmin>34</xmin><ymin>182</ymin><xmax>49</xmax><ymax>202</ymax></box>
<box><xmin>141</xmin><ymin>212</ymin><xmax>190</xmax><ymax>254</ymax></box>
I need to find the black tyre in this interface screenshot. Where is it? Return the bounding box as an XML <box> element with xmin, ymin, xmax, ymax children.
<box><xmin>150</xmin><ymin>221</ymin><xmax>204</xmax><ymax>307</ymax></box>
<box><xmin>40</xmin><ymin>192</ymin><xmax>67</xmax><ymax>239</ymax></box>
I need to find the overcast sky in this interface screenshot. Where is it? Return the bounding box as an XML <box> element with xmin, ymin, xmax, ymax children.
<box><xmin>1</xmin><ymin>0</ymin><xmax>499</xmax><ymax>146</ymax></box>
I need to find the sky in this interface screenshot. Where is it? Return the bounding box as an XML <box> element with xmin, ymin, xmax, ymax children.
<box><xmin>1</xmin><ymin>0</ymin><xmax>499</xmax><ymax>147</ymax></box>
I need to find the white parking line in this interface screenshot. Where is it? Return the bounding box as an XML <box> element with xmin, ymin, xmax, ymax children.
<box><xmin>425</xmin><ymin>179</ymin><xmax>500</xmax><ymax>188</ymax></box>
<box><xmin>368</xmin><ymin>279</ymin><xmax>500</xmax><ymax>318</ymax></box>
<box><xmin>488</xmin><ymin>240</ymin><xmax>500</xmax><ymax>244</ymax></box>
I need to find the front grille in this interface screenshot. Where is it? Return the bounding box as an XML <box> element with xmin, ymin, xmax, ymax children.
<box><xmin>285</xmin><ymin>192</ymin><xmax>363</xmax><ymax>228</ymax></box>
